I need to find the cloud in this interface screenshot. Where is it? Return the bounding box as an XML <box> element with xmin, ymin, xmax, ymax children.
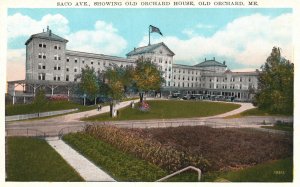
<box><xmin>196</xmin><ymin>23</ymin><xmax>215</xmax><ymax>29</ymax></box>
<box><xmin>6</xmin><ymin>49</ymin><xmax>26</xmax><ymax>81</ymax></box>
<box><xmin>66</xmin><ymin>20</ymin><xmax>127</xmax><ymax>55</ymax></box>
<box><xmin>7</xmin><ymin>13</ymin><xmax>70</xmax><ymax>38</ymax></box>
<box><xmin>139</xmin><ymin>13</ymin><xmax>293</xmax><ymax>68</ymax></box>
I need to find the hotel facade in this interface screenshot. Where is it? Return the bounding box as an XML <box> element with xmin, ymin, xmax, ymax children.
<box><xmin>7</xmin><ymin>28</ymin><xmax>259</xmax><ymax>103</ymax></box>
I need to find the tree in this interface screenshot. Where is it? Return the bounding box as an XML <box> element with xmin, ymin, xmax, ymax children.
<box><xmin>254</xmin><ymin>47</ymin><xmax>294</xmax><ymax>115</ymax></box>
<box><xmin>33</xmin><ymin>89</ymin><xmax>48</xmax><ymax>117</ymax></box>
<box><xmin>103</xmin><ymin>65</ymin><xmax>127</xmax><ymax>117</ymax></box>
<box><xmin>76</xmin><ymin>65</ymin><xmax>99</xmax><ymax>105</ymax></box>
<box><xmin>132</xmin><ymin>58</ymin><xmax>165</xmax><ymax>102</ymax></box>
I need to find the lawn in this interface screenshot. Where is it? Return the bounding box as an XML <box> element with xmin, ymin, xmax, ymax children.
<box><xmin>225</xmin><ymin>108</ymin><xmax>289</xmax><ymax>118</ymax></box>
<box><xmin>6</xmin><ymin>137</ymin><xmax>83</xmax><ymax>181</ymax></box>
<box><xmin>5</xmin><ymin>100</ymin><xmax>93</xmax><ymax>116</ymax></box>
<box><xmin>208</xmin><ymin>157</ymin><xmax>293</xmax><ymax>182</ymax></box>
<box><xmin>63</xmin><ymin>133</ymin><xmax>167</xmax><ymax>181</ymax></box>
<box><xmin>84</xmin><ymin>100</ymin><xmax>240</xmax><ymax>121</ymax></box>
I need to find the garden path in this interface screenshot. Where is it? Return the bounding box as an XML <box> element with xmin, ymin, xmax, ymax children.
<box><xmin>46</xmin><ymin>137</ymin><xmax>116</xmax><ymax>182</ymax></box>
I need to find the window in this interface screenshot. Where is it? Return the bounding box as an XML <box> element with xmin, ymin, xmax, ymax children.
<box><xmin>249</xmin><ymin>78</ymin><xmax>251</xmax><ymax>82</ymax></box>
<box><xmin>38</xmin><ymin>53</ymin><xmax>42</xmax><ymax>58</ymax></box>
<box><xmin>54</xmin><ymin>76</ymin><xmax>56</xmax><ymax>81</ymax></box>
<box><xmin>98</xmin><ymin>62</ymin><xmax>100</xmax><ymax>65</ymax></box>
<box><xmin>42</xmin><ymin>65</ymin><xmax>46</xmax><ymax>69</ymax></box>
<box><xmin>43</xmin><ymin>44</ymin><xmax>46</xmax><ymax>48</ymax></box>
<box><xmin>169</xmin><ymin>67</ymin><xmax>171</xmax><ymax>71</ymax></box>
<box><xmin>66</xmin><ymin>75</ymin><xmax>69</xmax><ymax>81</ymax></box>
<box><xmin>82</xmin><ymin>60</ymin><xmax>85</xmax><ymax>64</ymax></box>
<box><xmin>54</xmin><ymin>46</ymin><xmax>57</xmax><ymax>49</ymax></box>
<box><xmin>75</xmin><ymin>59</ymin><xmax>78</xmax><ymax>63</ymax></box>
<box><xmin>66</xmin><ymin>67</ymin><xmax>69</xmax><ymax>72</ymax></box>
<box><xmin>39</xmin><ymin>44</ymin><xmax>42</xmax><ymax>47</ymax></box>
<box><xmin>54</xmin><ymin>56</ymin><xmax>57</xmax><ymax>60</ymax></box>
<box><xmin>66</xmin><ymin>58</ymin><xmax>69</xmax><ymax>62</ymax></box>
<box><xmin>43</xmin><ymin>55</ymin><xmax>46</xmax><ymax>59</ymax></box>
<box><xmin>38</xmin><ymin>63</ymin><xmax>42</xmax><ymax>69</ymax></box>
<box><xmin>58</xmin><ymin>57</ymin><xmax>61</xmax><ymax>60</ymax></box>
<box><xmin>165</xmin><ymin>61</ymin><xmax>167</xmax><ymax>64</ymax></box>
<box><xmin>159</xmin><ymin>58</ymin><xmax>162</xmax><ymax>63</ymax></box>
<box><xmin>74</xmin><ymin>68</ymin><xmax>77</xmax><ymax>72</ymax></box>
<box><xmin>38</xmin><ymin>73</ymin><xmax>45</xmax><ymax>80</ymax></box>
<box><xmin>58</xmin><ymin>77</ymin><xmax>60</xmax><ymax>81</ymax></box>
<box><xmin>91</xmin><ymin>61</ymin><xmax>94</xmax><ymax>65</ymax></box>
<box><xmin>54</xmin><ymin>67</ymin><xmax>57</xmax><ymax>70</ymax></box>
<box><xmin>58</xmin><ymin>67</ymin><xmax>61</xmax><ymax>70</ymax></box>
<box><xmin>169</xmin><ymin>60</ymin><xmax>171</xmax><ymax>64</ymax></box>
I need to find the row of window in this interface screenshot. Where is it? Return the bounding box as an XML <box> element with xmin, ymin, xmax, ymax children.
<box><xmin>174</xmin><ymin>76</ymin><xmax>199</xmax><ymax>81</ymax></box>
<box><xmin>208</xmin><ymin>77</ymin><xmax>252</xmax><ymax>82</ymax></box>
<box><xmin>173</xmin><ymin>69</ymin><xmax>200</xmax><ymax>75</ymax></box>
<box><xmin>38</xmin><ymin>53</ymin><xmax>61</xmax><ymax>60</ymax></box>
<box><xmin>38</xmin><ymin>43</ymin><xmax>61</xmax><ymax>50</ymax></box>
<box><xmin>151</xmin><ymin>57</ymin><xmax>172</xmax><ymax>64</ymax></box>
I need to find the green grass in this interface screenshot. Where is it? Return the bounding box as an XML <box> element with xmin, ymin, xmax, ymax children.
<box><xmin>63</xmin><ymin>132</ymin><xmax>167</xmax><ymax>181</ymax></box>
<box><xmin>6</xmin><ymin>137</ymin><xmax>83</xmax><ymax>181</ymax></box>
<box><xmin>166</xmin><ymin>157</ymin><xmax>293</xmax><ymax>182</ymax></box>
<box><xmin>261</xmin><ymin>122</ymin><xmax>293</xmax><ymax>132</ymax></box>
<box><xmin>5</xmin><ymin>100</ymin><xmax>93</xmax><ymax>116</ymax></box>
<box><xmin>206</xmin><ymin>157</ymin><xmax>293</xmax><ymax>182</ymax></box>
<box><xmin>225</xmin><ymin>108</ymin><xmax>288</xmax><ymax>118</ymax></box>
<box><xmin>84</xmin><ymin>100</ymin><xmax>240</xmax><ymax>121</ymax></box>
<box><xmin>62</xmin><ymin>132</ymin><xmax>292</xmax><ymax>182</ymax></box>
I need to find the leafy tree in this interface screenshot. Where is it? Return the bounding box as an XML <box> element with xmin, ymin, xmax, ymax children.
<box><xmin>132</xmin><ymin>58</ymin><xmax>165</xmax><ymax>102</ymax></box>
<box><xmin>103</xmin><ymin>65</ymin><xmax>127</xmax><ymax>117</ymax></box>
<box><xmin>33</xmin><ymin>89</ymin><xmax>48</xmax><ymax>116</ymax></box>
<box><xmin>76</xmin><ymin>65</ymin><xmax>99</xmax><ymax>105</ymax></box>
<box><xmin>254</xmin><ymin>47</ymin><xmax>293</xmax><ymax>115</ymax></box>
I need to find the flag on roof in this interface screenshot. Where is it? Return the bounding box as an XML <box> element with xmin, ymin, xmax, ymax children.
<box><xmin>150</xmin><ymin>25</ymin><xmax>163</xmax><ymax>36</ymax></box>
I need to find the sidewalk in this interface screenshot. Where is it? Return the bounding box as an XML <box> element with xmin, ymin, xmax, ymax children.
<box><xmin>46</xmin><ymin>137</ymin><xmax>115</xmax><ymax>182</ymax></box>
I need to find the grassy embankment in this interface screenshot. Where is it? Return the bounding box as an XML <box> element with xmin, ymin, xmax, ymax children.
<box><xmin>63</xmin><ymin>132</ymin><xmax>292</xmax><ymax>182</ymax></box>
<box><xmin>6</xmin><ymin>137</ymin><xmax>83</xmax><ymax>181</ymax></box>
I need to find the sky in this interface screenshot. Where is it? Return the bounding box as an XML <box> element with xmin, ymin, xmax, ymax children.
<box><xmin>7</xmin><ymin>8</ymin><xmax>293</xmax><ymax>81</ymax></box>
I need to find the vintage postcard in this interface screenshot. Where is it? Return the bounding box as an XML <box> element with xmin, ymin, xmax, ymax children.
<box><xmin>0</xmin><ymin>0</ymin><xmax>298</xmax><ymax>186</ymax></box>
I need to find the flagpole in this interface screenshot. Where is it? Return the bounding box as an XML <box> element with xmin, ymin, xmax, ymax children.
<box><xmin>148</xmin><ymin>25</ymin><xmax>151</xmax><ymax>46</ymax></box>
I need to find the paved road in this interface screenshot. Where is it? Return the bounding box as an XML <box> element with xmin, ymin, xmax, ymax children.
<box><xmin>5</xmin><ymin>99</ymin><xmax>293</xmax><ymax>136</ymax></box>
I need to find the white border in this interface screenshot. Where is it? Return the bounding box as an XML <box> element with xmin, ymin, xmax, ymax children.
<box><xmin>0</xmin><ymin>0</ymin><xmax>299</xmax><ymax>187</ymax></box>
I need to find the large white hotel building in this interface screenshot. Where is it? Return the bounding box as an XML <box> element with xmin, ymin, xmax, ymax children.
<box><xmin>7</xmin><ymin>27</ymin><xmax>259</xmax><ymax>103</ymax></box>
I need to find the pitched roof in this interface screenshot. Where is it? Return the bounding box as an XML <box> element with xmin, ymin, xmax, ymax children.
<box><xmin>126</xmin><ymin>42</ymin><xmax>175</xmax><ymax>56</ymax></box>
<box><xmin>25</xmin><ymin>30</ymin><xmax>68</xmax><ymax>45</ymax></box>
<box><xmin>194</xmin><ymin>59</ymin><xmax>227</xmax><ymax>68</ymax></box>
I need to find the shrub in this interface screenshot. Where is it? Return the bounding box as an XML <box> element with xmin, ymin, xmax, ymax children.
<box><xmin>84</xmin><ymin>125</ymin><xmax>210</xmax><ymax>172</ymax></box>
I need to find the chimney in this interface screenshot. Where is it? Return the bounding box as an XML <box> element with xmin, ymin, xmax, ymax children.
<box><xmin>213</xmin><ymin>57</ymin><xmax>215</xmax><ymax>60</ymax></box>
<box><xmin>49</xmin><ymin>30</ymin><xmax>52</xmax><ymax>36</ymax></box>
<box><xmin>47</xmin><ymin>26</ymin><xmax>49</xmax><ymax>32</ymax></box>
<box><xmin>223</xmin><ymin>61</ymin><xmax>226</xmax><ymax>65</ymax></box>
<box><xmin>204</xmin><ymin>58</ymin><xmax>206</xmax><ymax>61</ymax></box>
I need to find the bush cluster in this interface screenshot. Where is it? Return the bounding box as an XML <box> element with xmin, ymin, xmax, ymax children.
<box><xmin>84</xmin><ymin>125</ymin><xmax>210</xmax><ymax>172</ymax></box>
